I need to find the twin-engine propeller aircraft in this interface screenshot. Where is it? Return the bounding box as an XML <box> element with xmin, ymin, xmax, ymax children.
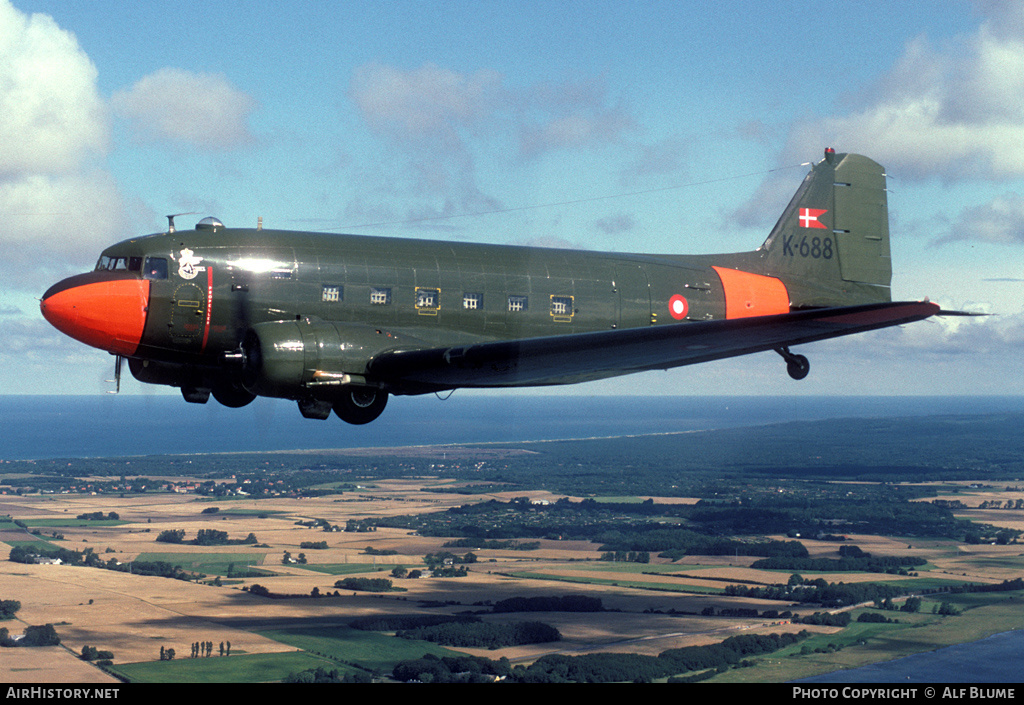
<box><xmin>42</xmin><ymin>150</ymin><xmax>944</xmax><ymax>425</ymax></box>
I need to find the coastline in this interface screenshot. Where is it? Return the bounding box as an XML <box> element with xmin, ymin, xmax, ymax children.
<box><xmin>715</xmin><ymin>594</ymin><xmax>1024</xmax><ymax>683</ymax></box>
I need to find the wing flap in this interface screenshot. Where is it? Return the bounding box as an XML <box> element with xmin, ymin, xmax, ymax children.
<box><xmin>369</xmin><ymin>301</ymin><xmax>939</xmax><ymax>392</ymax></box>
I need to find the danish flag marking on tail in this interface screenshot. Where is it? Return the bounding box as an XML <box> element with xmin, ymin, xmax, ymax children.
<box><xmin>799</xmin><ymin>208</ymin><xmax>828</xmax><ymax>229</ymax></box>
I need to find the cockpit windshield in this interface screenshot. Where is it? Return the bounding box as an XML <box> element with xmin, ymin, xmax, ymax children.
<box><xmin>95</xmin><ymin>255</ymin><xmax>142</xmax><ymax>272</ymax></box>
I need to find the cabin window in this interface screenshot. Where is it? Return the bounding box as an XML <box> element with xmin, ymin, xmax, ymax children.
<box><xmin>415</xmin><ymin>287</ymin><xmax>440</xmax><ymax>315</ymax></box>
<box><xmin>271</xmin><ymin>269</ymin><xmax>293</xmax><ymax>280</ymax></box>
<box><xmin>508</xmin><ymin>295</ymin><xmax>528</xmax><ymax>312</ymax></box>
<box><xmin>370</xmin><ymin>287</ymin><xmax>391</xmax><ymax>305</ymax></box>
<box><xmin>322</xmin><ymin>285</ymin><xmax>342</xmax><ymax>303</ymax></box>
<box><xmin>463</xmin><ymin>292</ymin><xmax>483</xmax><ymax>310</ymax></box>
<box><xmin>143</xmin><ymin>257</ymin><xmax>168</xmax><ymax>280</ymax></box>
<box><xmin>550</xmin><ymin>295</ymin><xmax>574</xmax><ymax>322</ymax></box>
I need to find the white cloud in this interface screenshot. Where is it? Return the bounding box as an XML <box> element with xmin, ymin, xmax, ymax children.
<box><xmin>0</xmin><ymin>1</ymin><xmax>127</xmax><ymax>292</ymax></box>
<box><xmin>351</xmin><ymin>62</ymin><xmax>504</xmax><ymax>141</ymax></box>
<box><xmin>1</xmin><ymin>171</ymin><xmax>127</xmax><ymax>282</ymax></box>
<box><xmin>735</xmin><ymin>4</ymin><xmax>1024</xmax><ymax>230</ymax></box>
<box><xmin>0</xmin><ymin>0</ymin><xmax>108</xmax><ymax>177</ymax></box>
<box><xmin>111</xmin><ymin>68</ymin><xmax>257</xmax><ymax>150</ymax></box>
<box><xmin>783</xmin><ymin>5</ymin><xmax>1024</xmax><ymax>181</ymax></box>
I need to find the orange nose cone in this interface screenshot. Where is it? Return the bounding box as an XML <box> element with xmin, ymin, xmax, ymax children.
<box><xmin>41</xmin><ymin>277</ymin><xmax>150</xmax><ymax>356</ymax></box>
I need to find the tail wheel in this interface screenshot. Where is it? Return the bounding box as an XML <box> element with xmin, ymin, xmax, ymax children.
<box><xmin>333</xmin><ymin>387</ymin><xmax>388</xmax><ymax>425</ymax></box>
<box><xmin>786</xmin><ymin>355</ymin><xmax>810</xmax><ymax>380</ymax></box>
<box><xmin>776</xmin><ymin>346</ymin><xmax>810</xmax><ymax>381</ymax></box>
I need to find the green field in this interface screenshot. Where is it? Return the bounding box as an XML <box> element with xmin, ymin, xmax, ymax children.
<box><xmin>109</xmin><ymin>651</ymin><xmax>337</xmax><ymax>684</ymax></box>
<box><xmin>255</xmin><ymin>624</ymin><xmax>458</xmax><ymax>673</ymax></box>
<box><xmin>134</xmin><ymin>552</ymin><xmax>271</xmax><ymax>577</ymax></box>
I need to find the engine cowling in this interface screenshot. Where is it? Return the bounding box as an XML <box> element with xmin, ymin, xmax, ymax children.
<box><xmin>241</xmin><ymin>319</ymin><xmax>394</xmax><ymax>399</ymax></box>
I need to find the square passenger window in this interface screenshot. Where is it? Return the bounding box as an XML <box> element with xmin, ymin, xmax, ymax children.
<box><xmin>415</xmin><ymin>287</ymin><xmax>440</xmax><ymax>310</ymax></box>
<box><xmin>508</xmin><ymin>295</ymin><xmax>528</xmax><ymax>312</ymax></box>
<box><xmin>550</xmin><ymin>295</ymin><xmax>574</xmax><ymax>321</ymax></box>
<box><xmin>322</xmin><ymin>285</ymin><xmax>342</xmax><ymax>303</ymax></box>
<box><xmin>463</xmin><ymin>292</ymin><xmax>483</xmax><ymax>310</ymax></box>
<box><xmin>370</xmin><ymin>287</ymin><xmax>392</xmax><ymax>305</ymax></box>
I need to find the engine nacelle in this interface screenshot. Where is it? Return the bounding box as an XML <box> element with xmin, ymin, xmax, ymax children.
<box><xmin>241</xmin><ymin>319</ymin><xmax>394</xmax><ymax>399</ymax></box>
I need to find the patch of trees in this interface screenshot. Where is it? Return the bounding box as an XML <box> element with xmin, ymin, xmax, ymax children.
<box><xmin>334</xmin><ymin>577</ymin><xmax>394</xmax><ymax>592</ymax></box>
<box><xmin>396</xmin><ymin>620</ymin><xmax>561</xmax><ymax>649</ymax></box>
<box><xmin>641</xmin><ymin>535</ymin><xmax>808</xmax><ymax>561</ymax></box>
<box><xmin>857</xmin><ymin>612</ymin><xmax>897</xmax><ymax>623</ymax></box>
<box><xmin>156</xmin><ymin>529</ymin><xmax>257</xmax><ymax>545</ymax></box>
<box><xmin>76</xmin><ymin>511</ymin><xmax>119</xmax><ymax>521</ymax></box>
<box><xmin>190</xmin><ymin>641</ymin><xmax>230</xmax><ymax>657</ymax></box>
<box><xmin>793</xmin><ymin>611</ymin><xmax>852</xmax><ymax>627</ymax></box>
<box><xmin>599</xmin><ymin>551</ymin><xmax>650</xmax><ymax>563</ymax></box>
<box><xmin>283</xmin><ymin>667</ymin><xmax>372</xmax><ymax>683</ymax></box>
<box><xmin>80</xmin><ymin>645</ymin><xmax>115</xmax><ymax>664</ymax></box>
<box><xmin>9</xmin><ymin>544</ymin><xmax>188</xmax><ymax>580</ymax></box>
<box><xmin>0</xmin><ymin>624</ymin><xmax>60</xmax><ymax>647</ymax></box>
<box><xmin>363</xmin><ymin>546</ymin><xmax>397</xmax><ymax>555</ymax></box>
<box><xmin>299</xmin><ymin>541</ymin><xmax>328</xmax><ymax>550</ymax></box>
<box><xmin>1</xmin><ymin>599</ymin><xmax>20</xmax><ymax>619</ymax></box>
<box><xmin>750</xmin><ymin>554</ymin><xmax>927</xmax><ymax>573</ymax></box>
<box><xmin>390</xmin><ymin>631</ymin><xmax>809</xmax><ymax>683</ymax></box>
<box><xmin>978</xmin><ymin>499</ymin><xmax>1024</xmax><ymax>510</ymax></box>
<box><xmin>378</xmin><ymin>491</ymin><xmax>1013</xmax><ymax>555</ymax></box>
<box><xmin>392</xmin><ymin>654</ymin><xmax>513</xmax><ymax>683</ymax></box>
<box><xmin>722</xmin><ymin>576</ymin><xmax>908</xmax><ymax>608</ymax></box>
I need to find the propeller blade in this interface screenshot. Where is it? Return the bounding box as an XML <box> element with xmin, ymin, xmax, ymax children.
<box><xmin>106</xmin><ymin>355</ymin><xmax>122</xmax><ymax>394</ymax></box>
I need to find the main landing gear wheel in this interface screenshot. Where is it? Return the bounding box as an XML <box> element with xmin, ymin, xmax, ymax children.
<box><xmin>212</xmin><ymin>380</ymin><xmax>256</xmax><ymax>408</ymax></box>
<box><xmin>776</xmin><ymin>346</ymin><xmax>810</xmax><ymax>380</ymax></box>
<box><xmin>333</xmin><ymin>387</ymin><xmax>388</xmax><ymax>425</ymax></box>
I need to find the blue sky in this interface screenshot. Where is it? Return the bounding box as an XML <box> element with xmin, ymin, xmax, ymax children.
<box><xmin>2</xmin><ymin>0</ymin><xmax>1023</xmax><ymax>397</ymax></box>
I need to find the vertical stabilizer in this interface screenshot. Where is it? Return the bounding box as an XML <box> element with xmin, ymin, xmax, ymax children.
<box><xmin>760</xmin><ymin>150</ymin><xmax>892</xmax><ymax>307</ymax></box>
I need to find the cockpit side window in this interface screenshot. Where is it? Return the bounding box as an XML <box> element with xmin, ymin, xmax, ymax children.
<box><xmin>143</xmin><ymin>257</ymin><xmax>168</xmax><ymax>280</ymax></box>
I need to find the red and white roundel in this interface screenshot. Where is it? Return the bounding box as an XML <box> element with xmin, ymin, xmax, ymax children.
<box><xmin>668</xmin><ymin>294</ymin><xmax>688</xmax><ymax>320</ymax></box>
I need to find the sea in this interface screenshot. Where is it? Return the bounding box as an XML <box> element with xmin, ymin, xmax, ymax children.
<box><xmin>1</xmin><ymin>393</ymin><xmax>1022</xmax><ymax>461</ymax></box>
<box><xmin>796</xmin><ymin>629</ymin><xmax>1024</xmax><ymax>683</ymax></box>
<box><xmin>3</xmin><ymin>392</ymin><xmax>1024</xmax><ymax>683</ymax></box>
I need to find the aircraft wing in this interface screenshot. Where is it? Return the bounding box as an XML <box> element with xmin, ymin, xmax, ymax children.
<box><xmin>369</xmin><ymin>300</ymin><xmax>940</xmax><ymax>392</ymax></box>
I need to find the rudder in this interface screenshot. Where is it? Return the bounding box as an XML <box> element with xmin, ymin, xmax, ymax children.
<box><xmin>759</xmin><ymin>149</ymin><xmax>892</xmax><ymax>308</ymax></box>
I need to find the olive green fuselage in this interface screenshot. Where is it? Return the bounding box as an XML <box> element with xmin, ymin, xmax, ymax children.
<box><xmin>108</xmin><ymin>227</ymin><xmax>746</xmax><ymax>376</ymax></box>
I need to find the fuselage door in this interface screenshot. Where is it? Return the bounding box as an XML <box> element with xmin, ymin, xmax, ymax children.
<box><xmin>613</xmin><ymin>263</ymin><xmax>651</xmax><ymax>328</ymax></box>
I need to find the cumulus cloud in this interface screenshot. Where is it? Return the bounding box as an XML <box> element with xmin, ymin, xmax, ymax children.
<box><xmin>784</xmin><ymin>4</ymin><xmax>1024</xmax><ymax>180</ymax></box>
<box><xmin>111</xmin><ymin>68</ymin><xmax>257</xmax><ymax>150</ymax></box>
<box><xmin>0</xmin><ymin>1</ymin><xmax>107</xmax><ymax>177</ymax></box>
<box><xmin>0</xmin><ymin>0</ymin><xmax>127</xmax><ymax>291</ymax></box>
<box><xmin>734</xmin><ymin>4</ymin><xmax>1024</xmax><ymax>229</ymax></box>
